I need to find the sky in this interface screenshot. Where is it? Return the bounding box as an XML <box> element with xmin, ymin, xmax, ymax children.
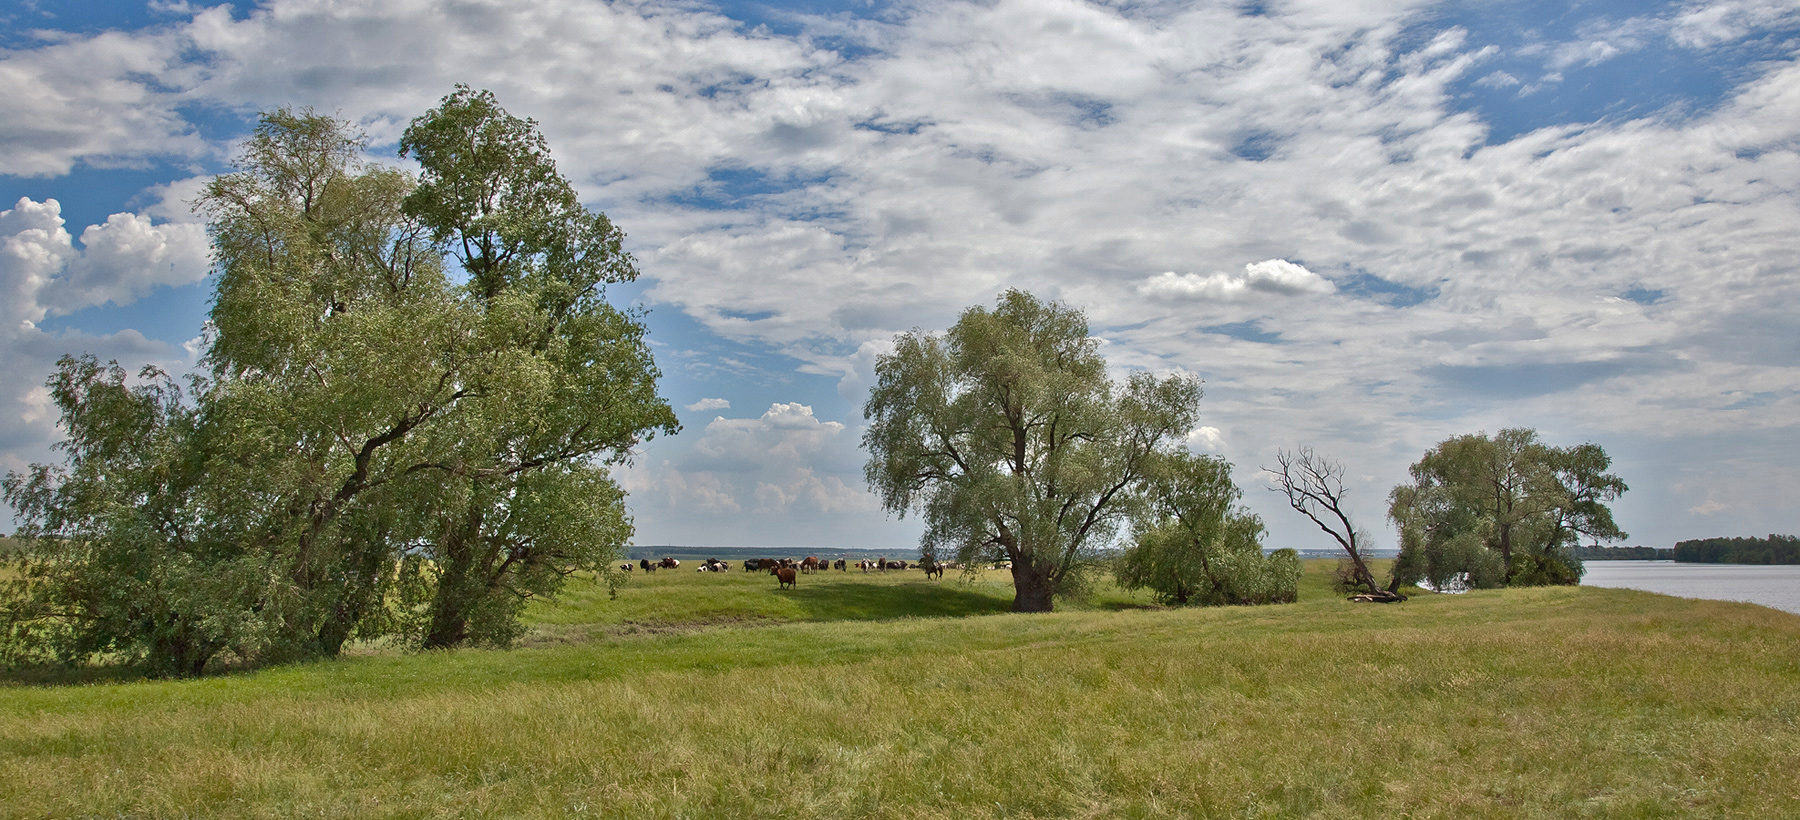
<box><xmin>2</xmin><ymin>0</ymin><xmax>1797</xmax><ymax>553</ymax></box>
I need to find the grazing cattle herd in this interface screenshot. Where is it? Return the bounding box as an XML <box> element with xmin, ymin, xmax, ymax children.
<box><xmin>613</xmin><ymin>554</ymin><xmax>999</xmax><ymax>588</ymax></box>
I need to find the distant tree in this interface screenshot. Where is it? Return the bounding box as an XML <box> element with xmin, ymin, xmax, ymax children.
<box><xmin>1115</xmin><ymin>451</ymin><xmax>1298</xmax><ymax>606</ymax></box>
<box><xmin>1387</xmin><ymin>428</ymin><xmax>1627</xmax><ymax>589</ymax></box>
<box><xmin>862</xmin><ymin>290</ymin><xmax>1202</xmax><ymax>612</ymax></box>
<box><xmin>1266</xmin><ymin>447</ymin><xmax>1394</xmax><ymax>598</ymax></box>
<box><xmin>1673</xmin><ymin>535</ymin><xmax>1800</xmax><ymax>564</ymax></box>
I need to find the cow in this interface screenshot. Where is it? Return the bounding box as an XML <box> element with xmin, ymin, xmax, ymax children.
<box><xmin>659</xmin><ymin>557</ymin><xmax>680</xmax><ymax>569</ymax></box>
<box><xmin>801</xmin><ymin>556</ymin><xmax>820</xmax><ymax>574</ymax></box>
<box><xmin>744</xmin><ymin>559</ymin><xmax>759</xmax><ymax>572</ymax></box>
<box><xmin>834</xmin><ymin>559</ymin><xmax>847</xmax><ymax>571</ymax></box>
<box><xmin>776</xmin><ymin>567</ymin><xmax>798</xmax><ymax>589</ymax></box>
<box><xmin>639</xmin><ymin>558</ymin><xmax>657</xmax><ymax>573</ymax></box>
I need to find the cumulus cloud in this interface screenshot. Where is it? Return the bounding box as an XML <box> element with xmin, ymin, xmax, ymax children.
<box><xmin>1</xmin><ymin>197</ymin><xmax>211</xmax><ymax>321</ymax></box>
<box><xmin>0</xmin><ymin>198</ymin><xmax>208</xmax><ymax>502</ymax></box>
<box><xmin>1185</xmin><ymin>426</ymin><xmax>1225</xmax><ymax>453</ymax></box>
<box><xmin>42</xmin><ymin>212</ymin><xmax>210</xmax><ymax>314</ymax></box>
<box><xmin>1137</xmin><ymin>260</ymin><xmax>1336</xmax><ymax>302</ymax></box>
<box><xmin>685</xmin><ymin>397</ymin><xmax>731</xmax><ymax>412</ymax></box>
<box><xmin>617</xmin><ymin>401</ymin><xmax>892</xmax><ymax>545</ymax></box>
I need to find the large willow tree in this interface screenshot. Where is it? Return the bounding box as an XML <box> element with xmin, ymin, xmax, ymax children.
<box><xmin>1</xmin><ymin>91</ymin><xmax>675</xmax><ymax>674</ymax></box>
<box><xmin>862</xmin><ymin>290</ymin><xmax>1202</xmax><ymax>612</ymax></box>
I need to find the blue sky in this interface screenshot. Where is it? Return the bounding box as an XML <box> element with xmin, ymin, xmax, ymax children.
<box><xmin>3</xmin><ymin>0</ymin><xmax>1798</xmax><ymax>551</ymax></box>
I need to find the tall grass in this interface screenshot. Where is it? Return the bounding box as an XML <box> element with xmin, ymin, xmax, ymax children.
<box><xmin>2</xmin><ymin>562</ymin><xmax>1796</xmax><ymax>818</ymax></box>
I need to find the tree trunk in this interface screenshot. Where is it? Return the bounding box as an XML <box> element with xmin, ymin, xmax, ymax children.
<box><xmin>423</xmin><ymin>506</ymin><xmax>483</xmax><ymax>650</ymax></box>
<box><xmin>1344</xmin><ymin>548</ymin><xmax>1380</xmax><ymax>594</ymax></box>
<box><xmin>1010</xmin><ymin>561</ymin><xmax>1055</xmax><ymax>612</ymax></box>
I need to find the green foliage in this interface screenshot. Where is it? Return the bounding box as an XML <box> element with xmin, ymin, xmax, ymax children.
<box><xmin>1</xmin><ymin>93</ymin><xmax>675</xmax><ymax>675</ymax></box>
<box><xmin>0</xmin><ymin>358</ymin><xmax>262</xmax><ymax>676</ymax></box>
<box><xmin>1388</xmin><ymin>428</ymin><xmax>1627</xmax><ymax>590</ymax></box>
<box><xmin>1673</xmin><ymin>534</ymin><xmax>1800</xmax><ymax>564</ymax></box>
<box><xmin>1114</xmin><ymin>451</ymin><xmax>1297</xmax><ymax>606</ymax></box>
<box><xmin>862</xmin><ymin>290</ymin><xmax>1202</xmax><ymax>612</ymax></box>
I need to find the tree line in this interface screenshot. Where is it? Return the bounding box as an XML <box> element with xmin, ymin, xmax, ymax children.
<box><xmin>1673</xmin><ymin>535</ymin><xmax>1800</xmax><ymax>564</ymax></box>
<box><xmin>861</xmin><ymin>291</ymin><xmax>1632</xmax><ymax>611</ymax></box>
<box><xmin>1</xmin><ymin>89</ymin><xmax>676</xmax><ymax>676</ymax></box>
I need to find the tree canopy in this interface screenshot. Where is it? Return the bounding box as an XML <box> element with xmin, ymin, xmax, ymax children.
<box><xmin>862</xmin><ymin>289</ymin><xmax>1202</xmax><ymax>612</ymax></box>
<box><xmin>1387</xmin><ymin>428</ymin><xmax>1627</xmax><ymax>590</ymax></box>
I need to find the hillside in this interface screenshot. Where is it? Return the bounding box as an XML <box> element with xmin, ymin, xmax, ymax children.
<box><xmin>3</xmin><ymin>562</ymin><xmax>1797</xmax><ymax>818</ymax></box>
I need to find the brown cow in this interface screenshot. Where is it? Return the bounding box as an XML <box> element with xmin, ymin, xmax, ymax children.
<box><xmin>801</xmin><ymin>556</ymin><xmax>820</xmax><ymax>574</ymax></box>
<box><xmin>776</xmin><ymin>567</ymin><xmax>798</xmax><ymax>589</ymax></box>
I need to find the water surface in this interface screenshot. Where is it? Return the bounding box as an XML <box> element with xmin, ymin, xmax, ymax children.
<box><xmin>1581</xmin><ymin>561</ymin><xmax>1800</xmax><ymax>615</ymax></box>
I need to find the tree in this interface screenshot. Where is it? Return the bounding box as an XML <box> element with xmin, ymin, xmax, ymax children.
<box><xmin>863</xmin><ymin>290</ymin><xmax>1202</xmax><ymax>612</ymax></box>
<box><xmin>1267</xmin><ymin>447</ymin><xmax>1397</xmax><ymax>599</ymax></box>
<box><xmin>1114</xmin><ymin>451</ymin><xmax>1298</xmax><ymax>606</ymax></box>
<box><xmin>1387</xmin><ymin>428</ymin><xmax>1627</xmax><ymax>589</ymax></box>
<box><xmin>397</xmin><ymin>87</ymin><xmax>677</xmax><ymax>649</ymax></box>
<box><xmin>1</xmin><ymin>92</ymin><xmax>674</xmax><ymax>674</ymax></box>
<box><xmin>198</xmin><ymin>107</ymin><xmax>467</xmax><ymax>661</ymax></box>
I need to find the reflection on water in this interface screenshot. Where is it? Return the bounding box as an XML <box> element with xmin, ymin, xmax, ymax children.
<box><xmin>1581</xmin><ymin>561</ymin><xmax>1800</xmax><ymax>615</ymax></box>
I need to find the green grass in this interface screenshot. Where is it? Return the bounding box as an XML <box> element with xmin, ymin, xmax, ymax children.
<box><xmin>3</xmin><ymin>562</ymin><xmax>1798</xmax><ymax>818</ymax></box>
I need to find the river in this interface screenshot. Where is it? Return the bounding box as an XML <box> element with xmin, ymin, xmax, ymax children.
<box><xmin>1580</xmin><ymin>560</ymin><xmax>1800</xmax><ymax>615</ymax></box>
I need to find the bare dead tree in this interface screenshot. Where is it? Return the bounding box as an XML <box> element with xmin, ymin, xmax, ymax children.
<box><xmin>1266</xmin><ymin>447</ymin><xmax>1399</xmax><ymax>600</ymax></box>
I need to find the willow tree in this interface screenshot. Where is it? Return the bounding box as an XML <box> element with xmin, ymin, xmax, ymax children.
<box><xmin>1388</xmin><ymin>428</ymin><xmax>1627</xmax><ymax>589</ymax></box>
<box><xmin>397</xmin><ymin>87</ymin><xmax>677</xmax><ymax>649</ymax></box>
<box><xmin>198</xmin><ymin>108</ymin><xmax>466</xmax><ymax>660</ymax></box>
<box><xmin>862</xmin><ymin>290</ymin><xmax>1202</xmax><ymax>612</ymax></box>
<box><xmin>2</xmin><ymin>92</ymin><xmax>674</xmax><ymax>674</ymax></box>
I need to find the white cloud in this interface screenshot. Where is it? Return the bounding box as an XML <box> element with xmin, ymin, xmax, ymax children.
<box><xmin>1474</xmin><ymin>70</ymin><xmax>1521</xmax><ymax>89</ymax></box>
<box><xmin>1186</xmin><ymin>426</ymin><xmax>1225</xmax><ymax>453</ymax></box>
<box><xmin>685</xmin><ymin>397</ymin><xmax>731</xmax><ymax>412</ymax></box>
<box><xmin>43</xmin><ymin>212</ymin><xmax>210</xmax><ymax>314</ymax></box>
<box><xmin>1689</xmin><ymin>499</ymin><xmax>1728</xmax><ymax>516</ymax></box>
<box><xmin>1</xmin><ymin>197</ymin><xmax>212</xmax><ymax>321</ymax></box>
<box><xmin>0</xmin><ymin>23</ymin><xmax>210</xmax><ymax>177</ymax></box>
<box><xmin>1137</xmin><ymin>260</ymin><xmax>1336</xmax><ymax>301</ymax></box>
<box><xmin>618</xmin><ymin>401</ymin><xmax>888</xmax><ymax>544</ymax></box>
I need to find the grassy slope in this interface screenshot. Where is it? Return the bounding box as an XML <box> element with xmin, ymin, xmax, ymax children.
<box><xmin>2</xmin><ymin>563</ymin><xmax>1798</xmax><ymax>819</ymax></box>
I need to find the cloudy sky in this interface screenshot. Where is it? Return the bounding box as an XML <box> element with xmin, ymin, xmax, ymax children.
<box><xmin>3</xmin><ymin>0</ymin><xmax>1797</xmax><ymax>552</ymax></box>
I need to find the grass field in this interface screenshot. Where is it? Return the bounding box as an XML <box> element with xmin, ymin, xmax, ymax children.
<box><xmin>3</xmin><ymin>561</ymin><xmax>1798</xmax><ymax>818</ymax></box>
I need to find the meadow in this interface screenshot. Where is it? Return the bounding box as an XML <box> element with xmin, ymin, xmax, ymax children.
<box><xmin>3</xmin><ymin>560</ymin><xmax>1798</xmax><ymax>818</ymax></box>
